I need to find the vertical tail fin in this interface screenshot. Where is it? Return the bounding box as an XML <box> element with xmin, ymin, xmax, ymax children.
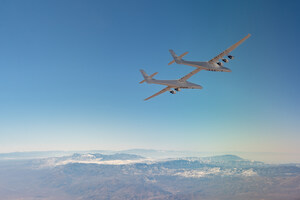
<box><xmin>140</xmin><ymin>69</ymin><xmax>148</xmax><ymax>79</ymax></box>
<box><xmin>169</xmin><ymin>49</ymin><xmax>178</xmax><ymax>59</ymax></box>
<box><xmin>168</xmin><ymin>49</ymin><xmax>188</xmax><ymax>65</ymax></box>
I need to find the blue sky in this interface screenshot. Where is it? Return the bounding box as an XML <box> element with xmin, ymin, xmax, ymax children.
<box><xmin>0</xmin><ymin>0</ymin><xmax>300</xmax><ymax>161</ymax></box>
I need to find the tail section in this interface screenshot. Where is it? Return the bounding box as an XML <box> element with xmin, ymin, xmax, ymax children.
<box><xmin>168</xmin><ymin>50</ymin><xmax>178</xmax><ymax>65</ymax></box>
<box><xmin>168</xmin><ymin>49</ymin><xmax>188</xmax><ymax>65</ymax></box>
<box><xmin>139</xmin><ymin>70</ymin><xmax>158</xmax><ymax>84</ymax></box>
<box><xmin>169</xmin><ymin>49</ymin><xmax>178</xmax><ymax>59</ymax></box>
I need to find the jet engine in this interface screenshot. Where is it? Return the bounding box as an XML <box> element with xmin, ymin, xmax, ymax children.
<box><xmin>170</xmin><ymin>90</ymin><xmax>176</xmax><ymax>94</ymax></box>
<box><xmin>222</xmin><ymin>58</ymin><xmax>229</xmax><ymax>63</ymax></box>
<box><xmin>217</xmin><ymin>62</ymin><xmax>223</xmax><ymax>66</ymax></box>
<box><xmin>228</xmin><ymin>55</ymin><xmax>234</xmax><ymax>60</ymax></box>
<box><xmin>175</xmin><ymin>88</ymin><xmax>181</xmax><ymax>92</ymax></box>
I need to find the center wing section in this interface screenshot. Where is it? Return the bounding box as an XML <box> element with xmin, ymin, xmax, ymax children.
<box><xmin>144</xmin><ymin>86</ymin><xmax>171</xmax><ymax>101</ymax></box>
<box><xmin>208</xmin><ymin>34</ymin><xmax>251</xmax><ymax>64</ymax></box>
<box><xmin>179</xmin><ymin>68</ymin><xmax>202</xmax><ymax>81</ymax></box>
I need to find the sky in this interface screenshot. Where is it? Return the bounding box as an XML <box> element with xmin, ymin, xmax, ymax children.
<box><xmin>0</xmin><ymin>0</ymin><xmax>300</xmax><ymax>162</ymax></box>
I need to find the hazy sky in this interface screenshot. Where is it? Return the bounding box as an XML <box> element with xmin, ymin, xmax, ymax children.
<box><xmin>0</xmin><ymin>0</ymin><xmax>299</xmax><ymax>160</ymax></box>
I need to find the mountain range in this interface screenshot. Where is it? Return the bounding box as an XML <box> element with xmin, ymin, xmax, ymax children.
<box><xmin>0</xmin><ymin>151</ymin><xmax>299</xmax><ymax>200</ymax></box>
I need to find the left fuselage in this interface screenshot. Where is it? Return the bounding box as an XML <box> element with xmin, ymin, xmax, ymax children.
<box><xmin>148</xmin><ymin>79</ymin><xmax>202</xmax><ymax>89</ymax></box>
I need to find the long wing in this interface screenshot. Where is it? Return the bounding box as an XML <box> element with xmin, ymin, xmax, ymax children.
<box><xmin>208</xmin><ymin>34</ymin><xmax>251</xmax><ymax>64</ymax></box>
<box><xmin>179</xmin><ymin>68</ymin><xmax>202</xmax><ymax>81</ymax></box>
<box><xmin>144</xmin><ymin>86</ymin><xmax>171</xmax><ymax>101</ymax></box>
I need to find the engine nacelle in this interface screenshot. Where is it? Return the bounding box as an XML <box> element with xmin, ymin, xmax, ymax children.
<box><xmin>222</xmin><ymin>58</ymin><xmax>229</xmax><ymax>63</ymax></box>
<box><xmin>170</xmin><ymin>90</ymin><xmax>176</xmax><ymax>94</ymax></box>
<box><xmin>175</xmin><ymin>88</ymin><xmax>181</xmax><ymax>92</ymax></box>
<box><xmin>228</xmin><ymin>55</ymin><xmax>234</xmax><ymax>60</ymax></box>
<box><xmin>217</xmin><ymin>62</ymin><xmax>223</xmax><ymax>67</ymax></box>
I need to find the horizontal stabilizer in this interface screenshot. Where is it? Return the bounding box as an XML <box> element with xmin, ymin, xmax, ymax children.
<box><xmin>168</xmin><ymin>60</ymin><xmax>176</xmax><ymax>65</ymax></box>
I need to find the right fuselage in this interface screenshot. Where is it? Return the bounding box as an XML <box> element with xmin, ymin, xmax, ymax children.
<box><xmin>177</xmin><ymin>60</ymin><xmax>231</xmax><ymax>72</ymax></box>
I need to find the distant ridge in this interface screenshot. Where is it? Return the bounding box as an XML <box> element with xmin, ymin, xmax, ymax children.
<box><xmin>202</xmin><ymin>154</ymin><xmax>244</xmax><ymax>162</ymax></box>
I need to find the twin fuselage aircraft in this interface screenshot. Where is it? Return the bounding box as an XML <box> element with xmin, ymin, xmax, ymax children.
<box><xmin>140</xmin><ymin>34</ymin><xmax>251</xmax><ymax>101</ymax></box>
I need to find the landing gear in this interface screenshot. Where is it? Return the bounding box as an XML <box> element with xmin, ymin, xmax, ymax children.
<box><xmin>170</xmin><ymin>90</ymin><xmax>176</xmax><ymax>94</ymax></box>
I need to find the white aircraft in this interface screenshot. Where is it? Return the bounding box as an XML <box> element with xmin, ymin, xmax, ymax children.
<box><xmin>140</xmin><ymin>68</ymin><xmax>202</xmax><ymax>101</ymax></box>
<box><xmin>168</xmin><ymin>34</ymin><xmax>251</xmax><ymax>72</ymax></box>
